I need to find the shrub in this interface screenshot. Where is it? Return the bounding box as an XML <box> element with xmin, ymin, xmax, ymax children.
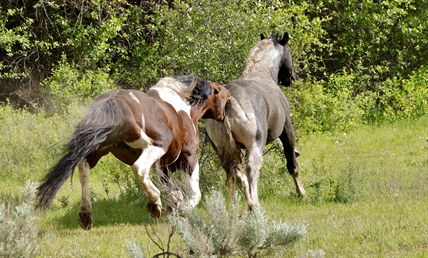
<box><xmin>126</xmin><ymin>240</ymin><xmax>146</xmax><ymax>258</ymax></box>
<box><xmin>0</xmin><ymin>181</ymin><xmax>39</xmax><ymax>258</ymax></box>
<box><xmin>168</xmin><ymin>190</ymin><xmax>306</xmax><ymax>257</ymax></box>
<box><xmin>363</xmin><ymin>65</ymin><xmax>428</xmax><ymax>123</ymax></box>
<box><xmin>151</xmin><ymin>0</ymin><xmax>327</xmax><ymax>83</ymax></box>
<box><xmin>41</xmin><ymin>56</ymin><xmax>115</xmax><ymax>112</ymax></box>
<box><xmin>305</xmin><ymin>159</ymin><xmax>363</xmax><ymax>204</ymax></box>
<box><xmin>288</xmin><ymin>71</ymin><xmax>367</xmax><ymax>134</ymax></box>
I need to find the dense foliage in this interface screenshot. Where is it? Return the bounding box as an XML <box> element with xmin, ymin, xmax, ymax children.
<box><xmin>1</xmin><ymin>0</ymin><xmax>427</xmax><ymax>125</ymax></box>
<box><xmin>0</xmin><ymin>0</ymin><xmax>325</xmax><ymax>107</ymax></box>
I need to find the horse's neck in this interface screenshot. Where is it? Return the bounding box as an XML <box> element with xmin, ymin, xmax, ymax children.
<box><xmin>239</xmin><ymin>60</ymin><xmax>278</xmax><ymax>85</ymax></box>
<box><xmin>189</xmin><ymin>106</ymin><xmax>206</xmax><ymax>128</ymax></box>
<box><xmin>189</xmin><ymin>110</ymin><xmax>201</xmax><ymax>130</ymax></box>
<box><xmin>148</xmin><ymin>87</ymin><xmax>191</xmax><ymax>115</ymax></box>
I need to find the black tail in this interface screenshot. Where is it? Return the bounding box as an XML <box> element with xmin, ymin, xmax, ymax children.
<box><xmin>36</xmin><ymin>98</ymin><xmax>124</xmax><ymax>210</ymax></box>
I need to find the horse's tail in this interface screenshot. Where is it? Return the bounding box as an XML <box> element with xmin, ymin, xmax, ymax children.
<box><xmin>36</xmin><ymin>98</ymin><xmax>124</xmax><ymax>210</ymax></box>
<box><xmin>223</xmin><ymin>115</ymin><xmax>239</xmax><ymax>152</ymax></box>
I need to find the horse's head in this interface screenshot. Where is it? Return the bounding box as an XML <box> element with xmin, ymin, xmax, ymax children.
<box><xmin>202</xmin><ymin>81</ymin><xmax>230</xmax><ymax>120</ymax></box>
<box><xmin>261</xmin><ymin>32</ymin><xmax>296</xmax><ymax>86</ymax></box>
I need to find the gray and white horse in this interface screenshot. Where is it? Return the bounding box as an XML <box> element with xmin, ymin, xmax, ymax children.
<box><xmin>205</xmin><ymin>32</ymin><xmax>306</xmax><ymax>209</ymax></box>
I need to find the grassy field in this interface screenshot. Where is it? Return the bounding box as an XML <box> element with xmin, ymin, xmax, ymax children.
<box><xmin>1</xmin><ymin>111</ymin><xmax>427</xmax><ymax>257</ymax></box>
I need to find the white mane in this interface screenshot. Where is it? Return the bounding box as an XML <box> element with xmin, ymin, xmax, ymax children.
<box><xmin>148</xmin><ymin>77</ymin><xmax>193</xmax><ymax>115</ymax></box>
<box><xmin>239</xmin><ymin>39</ymin><xmax>283</xmax><ymax>83</ymax></box>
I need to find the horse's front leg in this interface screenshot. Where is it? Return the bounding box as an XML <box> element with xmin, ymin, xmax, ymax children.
<box><xmin>78</xmin><ymin>159</ymin><xmax>93</xmax><ymax>230</ymax></box>
<box><xmin>156</xmin><ymin>165</ymin><xmax>183</xmax><ymax>215</ymax></box>
<box><xmin>185</xmin><ymin>159</ymin><xmax>201</xmax><ymax>209</ymax></box>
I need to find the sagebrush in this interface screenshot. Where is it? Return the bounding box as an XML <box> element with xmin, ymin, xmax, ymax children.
<box><xmin>0</xmin><ymin>181</ymin><xmax>39</xmax><ymax>258</ymax></box>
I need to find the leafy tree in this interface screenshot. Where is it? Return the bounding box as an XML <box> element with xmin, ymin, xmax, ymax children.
<box><xmin>300</xmin><ymin>0</ymin><xmax>428</xmax><ymax>84</ymax></box>
<box><xmin>148</xmin><ymin>0</ymin><xmax>327</xmax><ymax>84</ymax></box>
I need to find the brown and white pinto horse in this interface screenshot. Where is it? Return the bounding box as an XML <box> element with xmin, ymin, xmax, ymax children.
<box><xmin>36</xmin><ymin>75</ymin><xmax>230</xmax><ymax>230</ymax></box>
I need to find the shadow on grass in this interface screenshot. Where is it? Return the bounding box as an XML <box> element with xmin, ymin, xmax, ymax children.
<box><xmin>50</xmin><ymin>197</ymin><xmax>168</xmax><ymax>230</ymax></box>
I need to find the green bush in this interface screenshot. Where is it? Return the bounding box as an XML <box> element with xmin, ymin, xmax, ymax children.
<box><xmin>41</xmin><ymin>57</ymin><xmax>115</xmax><ymax>112</ymax></box>
<box><xmin>287</xmin><ymin>65</ymin><xmax>428</xmax><ymax>135</ymax></box>
<box><xmin>362</xmin><ymin>65</ymin><xmax>428</xmax><ymax>123</ymax></box>
<box><xmin>288</xmin><ymin>71</ymin><xmax>367</xmax><ymax>134</ymax></box>
<box><xmin>299</xmin><ymin>0</ymin><xmax>428</xmax><ymax>83</ymax></box>
<box><xmin>151</xmin><ymin>0</ymin><xmax>327</xmax><ymax>83</ymax></box>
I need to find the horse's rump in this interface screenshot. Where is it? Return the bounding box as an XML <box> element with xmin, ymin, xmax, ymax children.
<box><xmin>225</xmin><ymin>79</ymin><xmax>290</xmax><ymax>144</ymax></box>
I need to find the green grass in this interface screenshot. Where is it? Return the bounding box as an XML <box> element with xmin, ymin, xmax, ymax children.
<box><xmin>263</xmin><ymin>115</ymin><xmax>428</xmax><ymax>257</ymax></box>
<box><xmin>1</xmin><ymin>106</ymin><xmax>427</xmax><ymax>257</ymax></box>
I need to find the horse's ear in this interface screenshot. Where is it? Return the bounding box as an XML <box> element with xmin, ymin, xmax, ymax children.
<box><xmin>260</xmin><ymin>33</ymin><xmax>265</xmax><ymax>40</ymax></box>
<box><xmin>280</xmin><ymin>32</ymin><xmax>289</xmax><ymax>45</ymax></box>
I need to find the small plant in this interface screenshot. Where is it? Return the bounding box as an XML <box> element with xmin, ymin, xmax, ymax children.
<box><xmin>307</xmin><ymin>161</ymin><xmax>362</xmax><ymax>204</ymax></box>
<box><xmin>169</xmin><ymin>190</ymin><xmax>306</xmax><ymax>257</ymax></box>
<box><xmin>332</xmin><ymin>165</ymin><xmax>362</xmax><ymax>203</ymax></box>
<box><xmin>58</xmin><ymin>195</ymin><xmax>70</xmax><ymax>209</ymax></box>
<box><xmin>0</xmin><ymin>181</ymin><xmax>40</xmax><ymax>258</ymax></box>
<box><xmin>126</xmin><ymin>240</ymin><xmax>146</xmax><ymax>258</ymax></box>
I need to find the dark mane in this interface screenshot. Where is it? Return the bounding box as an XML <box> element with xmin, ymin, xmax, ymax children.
<box><xmin>267</xmin><ymin>33</ymin><xmax>283</xmax><ymax>44</ymax></box>
<box><xmin>175</xmin><ymin>75</ymin><xmax>212</xmax><ymax>107</ymax></box>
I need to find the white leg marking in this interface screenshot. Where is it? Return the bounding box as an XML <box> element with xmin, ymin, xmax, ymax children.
<box><xmin>132</xmin><ymin>145</ymin><xmax>166</xmax><ymax>205</ymax></box>
<box><xmin>186</xmin><ymin>161</ymin><xmax>201</xmax><ymax>208</ymax></box>
<box><xmin>126</xmin><ymin>129</ymin><xmax>165</xmax><ymax>204</ymax></box>
<box><xmin>78</xmin><ymin>159</ymin><xmax>92</xmax><ymax>212</ymax></box>
<box><xmin>125</xmin><ymin>129</ymin><xmax>150</xmax><ymax>149</ymax></box>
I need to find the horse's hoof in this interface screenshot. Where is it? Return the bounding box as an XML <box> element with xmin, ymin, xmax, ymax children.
<box><xmin>165</xmin><ymin>205</ymin><xmax>174</xmax><ymax>216</ymax></box>
<box><xmin>78</xmin><ymin>211</ymin><xmax>93</xmax><ymax>230</ymax></box>
<box><xmin>298</xmin><ymin>189</ymin><xmax>307</xmax><ymax>198</ymax></box>
<box><xmin>147</xmin><ymin>203</ymin><xmax>162</xmax><ymax>218</ymax></box>
<box><xmin>165</xmin><ymin>203</ymin><xmax>183</xmax><ymax>216</ymax></box>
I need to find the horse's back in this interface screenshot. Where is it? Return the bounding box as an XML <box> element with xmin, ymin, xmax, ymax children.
<box><xmin>224</xmin><ymin>79</ymin><xmax>290</xmax><ymax>143</ymax></box>
<box><xmin>226</xmin><ymin>79</ymin><xmax>289</xmax><ymax>110</ymax></box>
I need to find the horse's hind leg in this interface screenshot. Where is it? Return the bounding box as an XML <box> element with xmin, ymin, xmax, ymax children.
<box><xmin>221</xmin><ymin>157</ymin><xmax>253</xmax><ymax>208</ymax></box>
<box><xmin>245</xmin><ymin>143</ymin><xmax>264</xmax><ymax>208</ymax></box>
<box><xmin>131</xmin><ymin>145</ymin><xmax>166</xmax><ymax>219</ymax></box>
<box><xmin>78</xmin><ymin>159</ymin><xmax>93</xmax><ymax>230</ymax></box>
<box><xmin>205</xmin><ymin>119</ymin><xmax>253</xmax><ymax>207</ymax></box>
<box><xmin>279</xmin><ymin>125</ymin><xmax>306</xmax><ymax>197</ymax></box>
<box><xmin>208</xmin><ymin>135</ymin><xmax>252</xmax><ymax>207</ymax></box>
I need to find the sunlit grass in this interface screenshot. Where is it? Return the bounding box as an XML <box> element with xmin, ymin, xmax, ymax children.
<box><xmin>262</xmin><ymin>115</ymin><xmax>428</xmax><ymax>257</ymax></box>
